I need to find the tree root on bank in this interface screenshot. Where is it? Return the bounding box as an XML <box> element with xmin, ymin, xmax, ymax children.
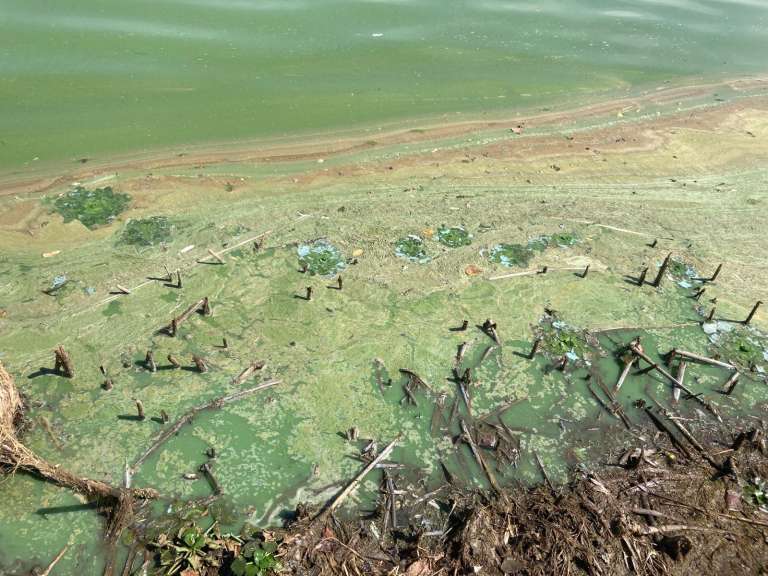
<box><xmin>0</xmin><ymin>361</ymin><xmax>157</xmax><ymax>575</ymax></box>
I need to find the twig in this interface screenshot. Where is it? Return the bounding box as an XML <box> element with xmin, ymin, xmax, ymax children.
<box><xmin>131</xmin><ymin>380</ymin><xmax>280</xmax><ymax>472</ymax></box>
<box><xmin>460</xmin><ymin>419</ymin><xmax>500</xmax><ymax>492</ymax></box>
<box><xmin>317</xmin><ymin>435</ymin><xmax>400</xmax><ymax>520</ymax></box>
<box><xmin>40</xmin><ymin>545</ymin><xmax>69</xmax><ymax>576</ymax></box>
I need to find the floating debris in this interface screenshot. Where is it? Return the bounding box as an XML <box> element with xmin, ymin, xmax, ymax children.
<box><xmin>120</xmin><ymin>216</ymin><xmax>173</xmax><ymax>247</ymax></box>
<box><xmin>50</xmin><ymin>186</ymin><xmax>131</xmax><ymax>229</ymax></box>
<box><xmin>298</xmin><ymin>240</ymin><xmax>347</xmax><ymax>276</ymax></box>
<box><xmin>437</xmin><ymin>225</ymin><xmax>472</xmax><ymax>248</ymax></box>
<box><xmin>395</xmin><ymin>235</ymin><xmax>430</xmax><ymax>263</ymax></box>
<box><xmin>535</xmin><ymin>317</ymin><xmax>599</xmax><ymax>366</ymax></box>
<box><xmin>487</xmin><ymin>243</ymin><xmax>532</xmax><ymax>268</ymax></box>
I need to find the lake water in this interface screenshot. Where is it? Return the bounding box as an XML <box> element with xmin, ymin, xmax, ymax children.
<box><xmin>2</xmin><ymin>0</ymin><xmax>768</xmax><ymax>172</ymax></box>
<box><xmin>1</xmin><ymin>0</ymin><xmax>768</xmax><ymax>573</ymax></box>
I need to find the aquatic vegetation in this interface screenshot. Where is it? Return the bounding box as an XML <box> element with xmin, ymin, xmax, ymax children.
<box><xmin>549</xmin><ymin>231</ymin><xmax>579</xmax><ymax>247</ymax></box>
<box><xmin>488</xmin><ymin>232</ymin><xmax>579</xmax><ymax>268</ymax></box>
<box><xmin>744</xmin><ymin>477</ymin><xmax>768</xmax><ymax>511</ymax></box>
<box><xmin>487</xmin><ymin>243</ymin><xmax>532</xmax><ymax>268</ymax></box>
<box><xmin>120</xmin><ymin>216</ymin><xmax>173</xmax><ymax>247</ymax></box>
<box><xmin>526</xmin><ymin>236</ymin><xmax>549</xmax><ymax>252</ymax></box>
<box><xmin>231</xmin><ymin>541</ymin><xmax>282</xmax><ymax>576</ymax></box>
<box><xmin>536</xmin><ymin>319</ymin><xmax>598</xmax><ymax>363</ymax></box>
<box><xmin>154</xmin><ymin>523</ymin><xmax>223</xmax><ymax>575</ymax></box>
<box><xmin>437</xmin><ymin>225</ymin><xmax>472</xmax><ymax>248</ymax></box>
<box><xmin>50</xmin><ymin>186</ymin><xmax>131</xmax><ymax>229</ymax></box>
<box><xmin>668</xmin><ymin>257</ymin><xmax>698</xmax><ymax>286</ymax></box>
<box><xmin>297</xmin><ymin>241</ymin><xmax>346</xmax><ymax>276</ymax></box>
<box><xmin>395</xmin><ymin>235</ymin><xmax>430</xmax><ymax>263</ymax></box>
<box><xmin>711</xmin><ymin>325</ymin><xmax>767</xmax><ymax>372</ymax></box>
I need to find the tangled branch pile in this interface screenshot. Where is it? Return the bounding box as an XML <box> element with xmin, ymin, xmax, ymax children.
<box><xmin>277</xmin><ymin>432</ymin><xmax>768</xmax><ymax>576</ymax></box>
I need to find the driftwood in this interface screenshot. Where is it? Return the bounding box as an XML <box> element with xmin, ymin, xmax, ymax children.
<box><xmin>672</xmin><ymin>350</ymin><xmax>735</xmax><ymax>371</ymax></box>
<box><xmin>232</xmin><ymin>361</ymin><xmax>266</xmax><ymax>386</ymax></box>
<box><xmin>131</xmin><ymin>379</ymin><xmax>280</xmax><ymax>472</ymax></box>
<box><xmin>613</xmin><ymin>357</ymin><xmax>634</xmax><ymax>393</ymax></box>
<box><xmin>673</xmin><ymin>361</ymin><xmax>686</xmax><ymax>403</ymax></box>
<box><xmin>0</xmin><ymin>361</ymin><xmax>157</xmax><ymax>502</ymax></box>
<box><xmin>722</xmin><ymin>372</ymin><xmax>741</xmax><ymax>395</ymax></box>
<box><xmin>460</xmin><ymin>418</ymin><xmax>501</xmax><ymax>492</ymax></box>
<box><xmin>316</xmin><ymin>435</ymin><xmax>400</xmax><ymax>520</ymax></box>
<box><xmin>631</xmin><ymin>343</ymin><xmax>722</xmax><ymax>421</ymax></box>
<box><xmin>192</xmin><ymin>355</ymin><xmax>208</xmax><ymax>373</ymax></box>
<box><xmin>652</xmin><ymin>253</ymin><xmax>672</xmax><ymax>287</ymax></box>
<box><xmin>165</xmin><ymin>298</ymin><xmax>209</xmax><ymax>336</ymax></box>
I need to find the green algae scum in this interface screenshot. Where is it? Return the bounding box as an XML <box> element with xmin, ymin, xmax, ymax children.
<box><xmin>2</xmin><ymin>0</ymin><xmax>768</xmax><ymax>574</ymax></box>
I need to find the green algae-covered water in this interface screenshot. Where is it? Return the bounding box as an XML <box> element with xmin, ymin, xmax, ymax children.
<box><xmin>2</xmin><ymin>0</ymin><xmax>768</xmax><ymax>572</ymax></box>
<box><xmin>2</xmin><ymin>0</ymin><xmax>768</xmax><ymax>172</ymax></box>
<box><xmin>1</xmin><ymin>171</ymin><xmax>767</xmax><ymax>572</ymax></box>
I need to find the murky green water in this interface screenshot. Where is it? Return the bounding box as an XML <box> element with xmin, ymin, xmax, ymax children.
<box><xmin>2</xmin><ymin>0</ymin><xmax>768</xmax><ymax>172</ymax></box>
<box><xmin>2</xmin><ymin>0</ymin><xmax>768</xmax><ymax>571</ymax></box>
<box><xmin>2</xmin><ymin>184</ymin><xmax>766</xmax><ymax>571</ymax></box>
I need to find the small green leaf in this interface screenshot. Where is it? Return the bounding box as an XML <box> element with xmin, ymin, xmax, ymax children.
<box><xmin>231</xmin><ymin>556</ymin><xmax>247</xmax><ymax>576</ymax></box>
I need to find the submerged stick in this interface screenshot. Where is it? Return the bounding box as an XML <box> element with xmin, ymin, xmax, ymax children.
<box><xmin>533</xmin><ymin>450</ymin><xmax>555</xmax><ymax>493</ymax></box>
<box><xmin>318</xmin><ymin>435</ymin><xmax>400</xmax><ymax>520</ymax></box>
<box><xmin>652</xmin><ymin>253</ymin><xmax>672</xmax><ymax>288</ymax></box>
<box><xmin>673</xmin><ymin>361</ymin><xmax>686</xmax><ymax>403</ymax></box>
<box><xmin>745</xmin><ymin>301</ymin><xmax>762</xmax><ymax>325</ymax></box>
<box><xmin>131</xmin><ymin>380</ymin><xmax>280</xmax><ymax>472</ymax></box>
<box><xmin>54</xmin><ymin>346</ymin><xmax>75</xmax><ymax>379</ymax></box>
<box><xmin>460</xmin><ymin>419</ymin><xmax>500</xmax><ymax>492</ymax></box>
<box><xmin>673</xmin><ymin>349</ymin><xmax>736</xmax><ymax>371</ymax></box>
<box><xmin>722</xmin><ymin>371</ymin><xmax>740</xmax><ymax>396</ymax></box>
<box><xmin>232</xmin><ymin>361</ymin><xmax>265</xmax><ymax>386</ymax></box>
<box><xmin>613</xmin><ymin>357</ymin><xmax>634</xmax><ymax>393</ymax></box>
<box><xmin>40</xmin><ymin>545</ymin><xmax>70</xmax><ymax>576</ymax></box>
<box><xmin>637</xmin><ymin>267</ymin><xmax>649</xmax><ymax>287</ymax></box>
<box><xmin>479</xmin><ymin>344</ymin><xmax>497</xmax><ymax>366</ymax></box>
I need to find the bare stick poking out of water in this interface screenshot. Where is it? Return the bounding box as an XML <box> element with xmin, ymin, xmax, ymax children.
<box><xmin>316</xmin><ymin>434</ymin><xmax>401</xmax><ymax>520</ymax></box>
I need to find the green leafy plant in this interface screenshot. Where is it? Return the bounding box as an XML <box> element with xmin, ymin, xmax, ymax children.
<box><xmin>154</xmin><ymin>522</ymin><xmax>222</xmax><ymax>575</ymax></box>
<box><xmin>714</xmin><ymin>328</ymin><xmax>767</xmax><ymax>371</ymax></box>
<box><xmin>231</xmin><ymin>541</ymin><xmax>282</xmax><ymax>576</ymax></box>
<box><xmin>744</xmin><ymin>477</ymin><xmax>768</xmax><ymax>510</ymax></box>
<box><xmin>437</xmin><ymin>225</ymin><xmax>472</xmax><ymax>248</ymax></box>
<box><xmin>298</xmin><ymin>241</ymin><xmax>346</xmax><ymax>276</ymax></box>
<box><xmin>51</xmin><ymin>186</ymin><xmax>131</xmax><ymax>229</ymax></box>
<box><xmin>549</xmin><ymin>231</ymin><xmax>579</xmax><ymax>247</ymax></box>
<box><xmin>487</xmin><ymin>243</ymin><xmax>532</xmax><ymax>268</ymax></box>
<box><xmin>121</xmin><ymin>216</ymin><xmax>173</xmax><ymax>246</ymax></box>
<box><xmin>395</xmin><ymin>235</ymin><xmax>430</xmax><ymax>263</ymax></box>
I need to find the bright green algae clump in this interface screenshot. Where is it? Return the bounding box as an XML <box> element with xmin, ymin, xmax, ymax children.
<box><xmin>297</xmin><ymin>240</ymin><xmax>346</xmax><ymax>276</ymax></box>
<box><xmin>488</xmin><ymin>243</ymin><xmax>533</xmax><ymax>268</ymax></box>
<box><xmin>50</xmin><ymin>186</ymin><xmax>131</xmax><ymax>229</ymax></box>
<box><xmin>709</xmin><ymin>324</ymin><xmax>768</xmax><ymax>372</ymax></box>
<box><xmin>488</xmin><ymin>232</ymin><xmax>579</xmax><ymax>268</ymax></box>
<box><xmin>120</xmin><ymin>216</ymin><xmax>173</xmax><ymax>247</ymax></box>
<box><xmin>395</xmin><ymin>235</ymin><xmax>430</xmax><ymax>263</ymax></box>
<box><xmin>437</xmin><ymin>226</ymin><xmax>472</xmax><ymax>248</ymax></box>
<box><xmin>536</xmin><ymin>317</ymin><xmax>600</xmax><ymax>365</ymax></box>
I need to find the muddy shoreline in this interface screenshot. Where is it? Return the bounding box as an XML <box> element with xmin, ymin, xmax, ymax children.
<box><xmin>2</xmin><ymin>74</ymin><xmax>767</xmax><ymax>199</ymax></box>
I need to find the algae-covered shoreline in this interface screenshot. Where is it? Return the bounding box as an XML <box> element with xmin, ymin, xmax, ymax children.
<box><xmin>1</xmin><ymin>86</ymin><xmax>768</xmax><ymax>574</ymax></box>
